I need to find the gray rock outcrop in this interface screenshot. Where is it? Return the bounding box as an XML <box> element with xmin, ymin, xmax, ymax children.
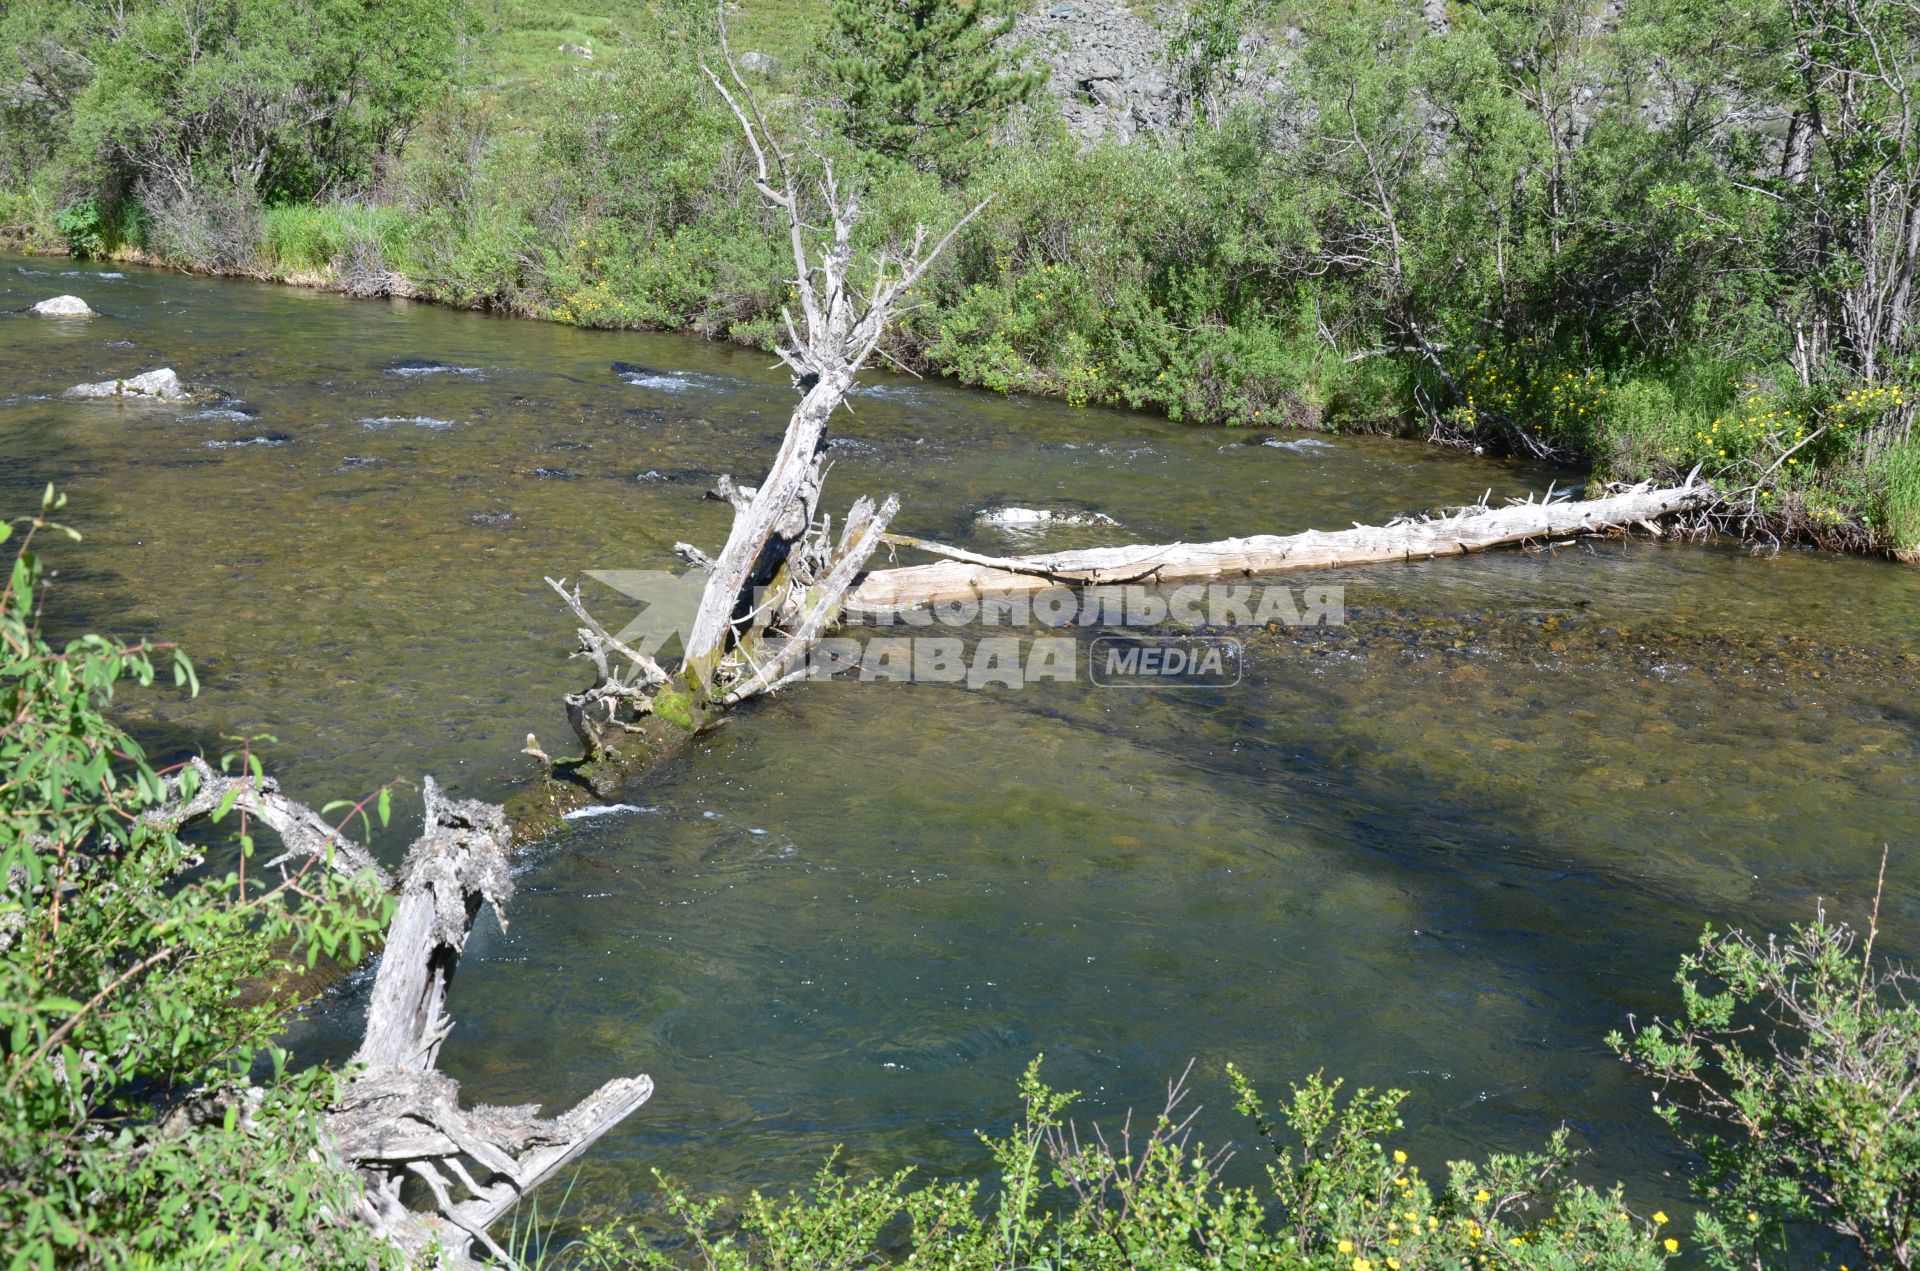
<box><xmin>1017</xmin><ymin>0</ymin><xmax>1280</xmax><ymax>142</ymax></box>
<box><xmin>1020</xmin><ymin>0</ymin><xmax>1179</xmax><ymax>141</ymax></box>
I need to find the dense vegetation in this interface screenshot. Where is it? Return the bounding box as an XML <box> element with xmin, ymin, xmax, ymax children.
<box><xmin>0</xmin><ymin>490</ymin><xmax>395</xmax><ymax>1266</ymax></box>
<box><xmin>3</xmin><ymin>0</ymin><xmax>1918</xmax><ymax>554</ymax></box>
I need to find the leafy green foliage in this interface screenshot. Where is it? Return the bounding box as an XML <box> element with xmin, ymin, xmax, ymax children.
<box><xmin>1159</xmin><ymin>0</ymin><xmax>1274</xmax><ymax>126</ymax></box>
<box><xmin>823</xmin><ymin>0</ymin><xmax>1041</xmax><ymax>182</ymax></box>
<box><xmin>51</xmin><ymin>198</ymin><xmax>106</xmax><ymax>258</ymax></box>
<box><xmin>0</xmin><ymin>0</ymin><xmax>467</xmax><ymax>267</ymax></box>
<box><xmin>1613</xmin><ymin>911</ymin><xmax>1920</xmax><ymax>1271</ymax></box>
<box><xmin>0</xmin><ymin>489</ymin><xmax>396</xmax><ymax>1267</ymax></box>
<box><xmin>4</xmin><ymin>0</ymin><xmax>1918</xmax><ymax>550</ymax></box>
<box><xmin>562</xmin><ymin>1060</ymin><xmax>1677</xmax><ymax>1270</ymax></box>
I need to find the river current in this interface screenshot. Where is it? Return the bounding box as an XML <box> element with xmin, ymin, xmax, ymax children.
<box><xmin>4</xmin><ymin>256</ymin><xmax>1916</xmax><ymax>1231</ymax></box>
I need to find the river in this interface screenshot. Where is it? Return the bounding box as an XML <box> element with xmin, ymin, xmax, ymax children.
<box><xmin>4</xmin><ymin>256</ymin><xmax>1917</xmax><ymax>1233</ymax></box>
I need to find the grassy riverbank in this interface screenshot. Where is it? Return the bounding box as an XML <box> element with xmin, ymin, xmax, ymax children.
<box><xmin>3</xmin><ymin>0</ymin><xmax>1917</xmax><ymax>560</ymax></box>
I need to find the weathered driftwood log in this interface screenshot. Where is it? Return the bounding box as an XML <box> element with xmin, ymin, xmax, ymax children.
<box><xmin>154</xmin><ymin>766</ymin><xmax>650</xmax><ymax>1266</ymax></box>
<box><xmin>330</xmin><ymin>777</ymin><xmax>652</xmax><ymax>1267</ymax></box>
<box><xmin>847</xmin><ymin>478</ymin><xmax>1713</xmax><ymax>618</ymax></box>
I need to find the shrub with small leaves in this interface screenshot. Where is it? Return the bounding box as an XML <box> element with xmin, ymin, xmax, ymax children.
<box><xmin>1613</xmin><ymin>908</ymin><xmax>1920</xmax><ymax>1271</ymax></box>
<box><xmin>565</xmin><ymin>1059</ymin><xmax>1676</xmax><ymax>1270</ymax></box>
<box><xmin>0</xmin><ymin>488</ymin><xmax>397</xmax><ymax>1267</ymax></box>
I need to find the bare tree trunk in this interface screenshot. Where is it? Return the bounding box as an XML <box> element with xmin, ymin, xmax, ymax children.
<box><xmin>327</xmin><ymin>780</ymin><xmax>650</xmax><ymax>1267</ymax></box>
<box><xmin>514</xmin><ymin>30</ymin><xmax>987</xmax><ymax>834</ymax></box>
<box><xmin>847</xmin><ymin>479</ymin><xmax>1713</xmax><ymax>617</ymax></box>
<box><xmin>149</xmin><ymin>769</ymin><xmax>653</xmax><ymax>1268</ymax></box>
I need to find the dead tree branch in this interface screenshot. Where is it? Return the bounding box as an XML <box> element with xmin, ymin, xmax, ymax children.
<box><xmin>330</xmin><ymin>777</ymin><xmax>652</xmax><ymax>1267</ymax></box>
<box><xmin>149</xmin><ymin>755</ymin><xmax>391</xmax><ymax>888</ymax></box>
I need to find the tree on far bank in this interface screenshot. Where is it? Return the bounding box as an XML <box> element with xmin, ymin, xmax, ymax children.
<box><xmin>824</xmin><ymin>0</ymin><xmax>1042</xmax><ymax>182</ymax></box>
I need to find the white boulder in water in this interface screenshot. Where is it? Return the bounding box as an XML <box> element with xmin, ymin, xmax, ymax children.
<box><xmin>976</xmin><ymin>506</ymin><xmax>1121</xmax><ymax>529</ymax></box>
<box><xmin>63</xmin><ymin>368</ymin><xmax>188</xmax><ymax>401</ymax></box>
<box><xmin>31</xmin><ymin>295</ymin><xmax>95</xmax><ymax>317</ymax></box>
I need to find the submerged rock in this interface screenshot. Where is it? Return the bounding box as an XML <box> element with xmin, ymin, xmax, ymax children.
<box><xmin>63</xmin><ymin>367</ymin><xmax>188</xmax><ymax>401</ymax></box>
<box><xmin>977</xmin><ymin>506</ymin><xmax>1121</xmax><ymax>529</ymax></box>
<box><xmin>31</xmin><ymin>295</ymin><xmax>95</xmax><ymax>317</ymax></box>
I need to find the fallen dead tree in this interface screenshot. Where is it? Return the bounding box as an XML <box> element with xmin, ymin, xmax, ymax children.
<box><xmin>330</xmin><ymin>778</ymin><xmax>652</xmax><ymax>1266</ymax></box>
<box><xmin>506</xmin><ymin>36</ymin><xmax>991</xmax><ymax>835</ymax></box>
<box><xmin>157</xmin><ymin>771</ymin><xmax>651</xmax><ymax>1268</ymax></box>
<box><xmin>847</xmin><ymin>478</ymin><xmax>1711</xmax><ymax>618</ymax></box>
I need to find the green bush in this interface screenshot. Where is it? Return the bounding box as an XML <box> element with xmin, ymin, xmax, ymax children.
<box><xmin>1614</xmin><ymin>911</ymin><xmax>1920</xmax><ymax>1271</ymax></box>
<box><xmin>0</xmin><ymin>489</ymin><xmax>396</xmax><ymax>1267</ymax></box>
<box><xmin>1594</xmin><ymin>377</ymin><xmax>1690</xmax><ymax>480</ymax></box>
<box><xmin>564</xmin><ymin>1061</ymin><xmax>1678</xmax><ymax>1271</ymax></box>
<box><xmin>51</xmin><ymin>197</ymin><xmax>107</xmax><ymax>258</ymax></box>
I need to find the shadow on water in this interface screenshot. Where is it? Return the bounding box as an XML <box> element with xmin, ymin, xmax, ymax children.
<box><xmin>5</xmin><ymin>255</ymin><xmax>1919</xmax><ymax>1234</ymax></box>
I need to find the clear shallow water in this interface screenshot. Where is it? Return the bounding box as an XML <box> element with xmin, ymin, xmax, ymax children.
<box><xmin>4</xmin><ymin>257</ymin><xmax>1918</xmax><ymax>1231</ymax></box>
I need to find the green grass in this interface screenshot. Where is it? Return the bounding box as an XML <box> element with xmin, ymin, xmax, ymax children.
<box><xmin>471</xmin><ymin>0</ymin><xmax>830</xmax><ymax>116</ymax></box>
<box><xmin>1870</xmin><ymin>438</ymin><xmax>1920</xmax><ymax>552</ymax></box>
<box><xmin>258</xmin><ymin>203</ymin><xmax>405</xmax><ymax>275</ymax></box>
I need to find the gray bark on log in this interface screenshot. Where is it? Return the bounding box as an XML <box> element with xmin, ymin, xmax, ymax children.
<box><xmin>149</xmin><ymin>755</ymin><xmax>391</xmax><ymax>887</ymax></box>
<box><xmin>847</xmin><ymin>479</ymin><xmax>1712</xmax><ymax>618</ymax></box>
<box><xmin>149</xmin><ymin>764</ymin><xmax>651</xmax><ymax>1265</ymax></box>
<box><xmin>331</xmin><ymin>777</ymin><xmax>652</xmax><ymax>1267</ymax></box>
